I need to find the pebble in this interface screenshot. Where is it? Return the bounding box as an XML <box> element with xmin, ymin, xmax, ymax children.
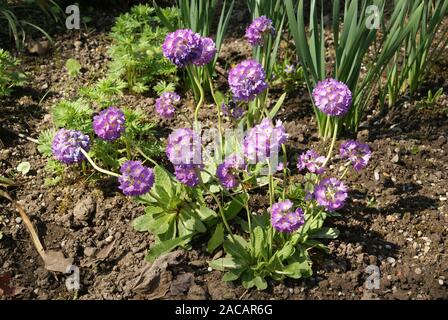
<box><xmin>386</xmin><ymin>215</ymin><xmax>397</xmax><ymax>222</ymax></box>
<box><xmin>105</xmin><ymin>235</ymin><xmax>114</xmax><ymax>243</ymax></box>
<box><xmin>385</xmin><ymin>244</ymin><xmax>392</xmax><ymax>250</ymax></box>
<box><xmin>417</xmin><ymin>231</ymin><xmax>422</xmax><ymax>237</ymax></box>
<box><xmin>386</xmin><ymin>257</ymin><xmax>396</xmax><ymax>264</ymax></box>
<box><xmin>391</xmin><ymin>154</ymin><xmax>399</xmax><ymax>163</ymax></box>
<box><xmin>415</xmin><ymin>268</ymin><xmax>422</xmax><ymax>275</ymax></box>
<box><xmin>439</xmin><ymin>279</ymin><xmax>444</xmax><ymax>286</ymax></box>
<box><xmin>15</xmin><ymin>217</ymin><xmax>22</xmax><ymax>224</ymax></box>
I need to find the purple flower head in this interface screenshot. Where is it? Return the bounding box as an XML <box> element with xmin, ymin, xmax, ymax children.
<box><xmin>228</xmin><ymin>59</ymin><xmax>268</xmax><ymax>102</ymax></box>
<box><xmin>340</xmin><ymin>140</ymin><xmax>372</xmax><ymax>171</ymax></box>
<box><xmin>194</xmin><ymin>37</ymin><xmax>216</xmax><ymax>66</ymax></box>
<box><xmin>312</xmin><ymin>78</ymin><xmax>352</xmax><ymax>117</ymax></box>
<box><xmin>245</xmin><ymin>16</ymin><xmax>275</xmax><ymax>47</ymax></box>
<box><xmin>243</xmin><ymin>118</ymin><xmax>287</xmax><ymax>164</ymax></box>
<box><xmin>162</xmin><ymin>29</ymin><xmax>203</xmax><ymax>67</ymax></box>
<box><xmin>270</xmin><ymin>199</ymin><xmax>305</xmax><ymax>233</ymax></box>
<box><xmin>118</xmin><ymin>161</ymin><xmax>155</xmax><ymax>196</ymax></box>
<box><xmin>216</xmin><ymin>154</ymin><xmax>245</xmax><ymax>189</ymax></box>
<box><xmin>314</xmin><ymin>178</ymin><xmax>348</xmax><ymax>211</ymax></box>
<box><xmin>52</xmin><ymin>128</ymin><xmax>90</xmax><ymax>164</ymax></box>
<box><xmin>174</xmin><ymin>164</ymin><xmax>202</xmax><ymax>187</ymax></box>
<box><xmin>93</xmin><ymin>107</ymin><xmax>126</xmax><ymax>141</ymax></box>
<box><xmin>297</xmin><ymin>149</ymin><xmax>326</xmax><ymax>174</ymax></box>
<box><xmin>155</xmin><ymin>92</ymin><xmax>180</xmax><ymax>119</ymax></box>
<box><xmin>284</xmin><ymin>64</ymin><xmax>295</xmax><ymax>74</ymax></box>
<box><xmin>166</xmin><ymin>128</ymin><xmax>202</xmax><ymax>165</ymax></box>
<box><xmin>221</xmin><ymin>101</ymin><xmax>244</xmax><ymax>119</ymax></box>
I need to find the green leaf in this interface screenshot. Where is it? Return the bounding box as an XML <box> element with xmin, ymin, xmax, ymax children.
<box><xmin>223</xmin><ymin>193</ymin><xmax>247</xmax><ymax>220</ymax></box>
<box><xmin>65</xmin><ymin>58</ymin><xmax>81</xmax><ymax>78</ymax></box>
<box><xmin>132</xmin><ymin>213</ymin><xmax>153</xmax><ymax>232</ymax></box>
<box><xmin>309</xmin><ymin>227</ymin><xmax>340</xmax><ymax>239</ymax></box>
<box><xmin>145</xmin><ymin>235</ymin><xmax>189</xmax><ymax>262</ymax></box>
<box><xmin>209</xmin><ymin>257</ymin><xmax>240</xmax><ymax>271</ymax></box>
<box><xmin>223</xmin><ymin>235</ymin><xmax>250</xmax><ymax>262</ymax></box>
<box><xmin>16</xmin><ymin>162</ymin><xmax>31</xmax><ymax>175</ymax></box>
<box><xmin>154</xmin><ymin>165</ymin><xmax>174</xmax><ymax>199</ymax></box>
<box><xmin>197</xmin><ymin>206</ymin><xmax>218</xmax><ymax>222</ymax></box>
<box><xmin>207</xmin><ymin>223</ymin><xmax>224</xmax><ymax>253</ymax></box>
<box><xmin>222</xmin><ymin>269</ymin><xmax>243</xmax><ymax>282</ymax></box>
<box><xmin>269</xmin><ymin>92</ymin><xmax>287</xmax><ymax>118</ymax></box>
<box><xmin>253</xmin><ymin>226</ymin><xmax>266</xmax><ymax>259</ymax></box>
<box><xmin>253</xmin><ymin>276</ymin><xmax>268</xmax><ymax>290</ymax></box>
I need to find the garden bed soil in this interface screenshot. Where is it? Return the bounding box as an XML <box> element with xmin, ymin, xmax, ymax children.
<box><xmin>1</xmin><ymin>8</ymin><xmax>448</xmax><ymax>300</ymax></box>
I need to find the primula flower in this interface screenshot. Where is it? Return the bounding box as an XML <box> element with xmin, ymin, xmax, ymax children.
<box><xmin>162</xmin><ymin>29</ymin><xmax>203</xmax><ymax>67</ymax></box>
<box><xmin>155</xmin><ymin>92</ymin><xmax>180</xmax><ymax>119</ymax></box>
<box><xmin>93</xmin><ymin>107</ymin><xmax>126</xmax><ymax>141</ymax></box>
<box><xmin>216</xmin><ymin>154</ymin><xmax>245</xmax><ymax>189</ymax></box>
<box><xmin>297</xmin><ymin>149</ymin><xmax>326</xmax><ymax>174</ymax></box>
<box><xmin>162</xmin><ymin>29</ymin><xmax>216</xmax><ymax>68</ymax></box>
<box><xmin>245</xmin><ymin>16</ymin><xmax>275</xmax><ymax>47</ymax></box>
<box><xmin>314</xmin><ymin>178</ymin><xmax>348</xmax><ymax>211</ymax></box>
<box><xmin>340</xmin><ymin>140</ymin><xmax>372</xmax><ymax>171</ymax></box>
<box><xmin>243</xmin><ymin>118</ymin><xmax>287</xmax><ymax>164</ymax></box>
<box><xmin>312</xmin><ymin>78</ymin><xmax>352</xmax><ymax>117</ymax></box>
<box><xmin>194</xmin><ymin>37</ymin><xmax>217</xmax><ymax>66</ymax></box>
<box><xmin>52</xmin><ymin>128</ymin><xmax>90</xmax><ymax>164</ymax></box>
<box><xmin>270</xmin><ymin>199</ymin><xmax>305</xmax><ymax>233</ymax></box>
<box><xmin>118</xmin><ymin>161</ymin><xmax>155</xmax><ymax>196</ymax></box>
<box><xmin>166</xmin><ymin>128</ymin><xmax>202</xmax><ymax>165</ymax></box>
<box><xmin>174</xmin><ymin>164</ymin><xmax>202</xmax><ymax>187</ymax></box>
<box><xmin>228</xmin><ymin>59</ymin><xmax>268</xmax><ymax>102</ymax></box>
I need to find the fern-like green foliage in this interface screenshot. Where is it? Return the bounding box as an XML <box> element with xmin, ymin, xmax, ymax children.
<box><xmin>79</xmin><ymin>76</ymin><xmax>126</xmax><ymax>107</ymax></box>
<box><xmin>51</xmin><ymin>99</ymin><xmax>93</xmax><ymax>133</ymax></box>
<box><xmin>0</xmin><ymin>49</ymin><xmax>26</xmax><ymax>97</ymax></box>
<box><xmin>108</xmin><ymin>4</ymin><xmax>179</xmax><ymax>93</ymax></box>
<box><xmin>37</xmin><ymin>128</ymin><xmax>56</xmax><ymax>157</ymax></box>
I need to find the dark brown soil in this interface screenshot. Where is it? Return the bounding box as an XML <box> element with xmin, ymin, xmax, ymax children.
<box><xmin>1</xmin><ymin>7</ymin><xmax>448</xmax><ymax>300</ymax></box>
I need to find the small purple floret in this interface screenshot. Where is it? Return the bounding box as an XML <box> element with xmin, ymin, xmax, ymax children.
<box><xmin>52</xmin><ymin>128</ymin><xmax>90</xmax><ymax>164</ymax></box>
<box><xmin>228</xmin><ymin>59</ymin><xmax>268</xmax><ymax>102</ymax></box>
<box><xmin>155</xmin><ymin>92</ymin><xmax>180</xmax><ymax>119</ymax></box>
<box><xmin>312</xmin><ymin>78</ymin><xmax>352</xmax><ymax>117</ymax></box>
<box><xmin>314</xmin><ymin>177</ymin><xmax>348</xmax><ymax>211</ymax></box>
<box><xmin>245</xmin><ymin>16</ymin><xmax>275</xmax><ymax>47</ymax></box>
<box><xmin>118</xmin><ymin>160</ymin><xmax>155</xmax><ymax>196</ymax></box>
<box><xmin>93</xmin><ymin>107</ymin><xmax>126</xmax><ymax>141</ymax></box>
<box><xmin>270</xmin><ymin>199</ymin><xmax>305</xmax><ymax>233</ymax></box>
<box><xmin>340</xmin><ymin>140</ymin><xmax>372</xmax><ymax>171</ymax></box>
<box><xmin>297</xmin><ymin>149</ymin><xmax>326</xmax><ymax>174</ymax></box>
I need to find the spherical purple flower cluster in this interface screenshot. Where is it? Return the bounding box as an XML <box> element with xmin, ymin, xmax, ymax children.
<box><xmin>174</xmin><ymin>164</ymin><xmax>202</xmax><ymax>187</ymax></box>
<box><xmin>155</xmin><ymin>92</ymin><xmax>180</xmax><ymax>119</ymax></box>
<box><xmin>243</xmin><ymin>118</ymin><xmax>287</xmax><ymax>164</ymax></box>
<box><xmin>166</xmin><ymin>128</ymin><xmax>201</xmax><ymax>165</ymax></box>
<box><xmin>312</xmin><ymin>78</ymin><xmax>352</xmax><ymax>117</ymax></box>
<box><xmin>245</xmin><ymin>16</ymin><xmax>275</xmax><ymax>47</ymax></box>
<box><xmin>52</xmin><ymin>128</ymin><xmax>90</xmax><ymax>164</ymax></box>
<box><xmin>93</xmin><ymin>107</ymin><xmax>126</xmax><ymax>141</ymax></box>
<box><xmin>270</xmin><ymin>200</ymin><xmax>305</xmax><ymax>233</ymax></box>
<box><xmin>162</xmin><ymin>29</ymin><xmax>216</xmax><ymax>68</ymax></box>
<box><xmin>340</xmin><ymin>140</ymin><xmax>372</xmax><ymax>171</ymax></box>
<box><xmin>314</xmin><ymin>178</ymin><xmax>348</xmax><ymax>211</ymax></box>
<box><xmin>216</xmin><ymin>154</ymin><xmax>245</xmax><ymax>189</ymax></box>
<box><xmin>297</xmin><ymin>149</ymin><xmax>326</xmax><ymax>174</ymax></box>
<box><xmin>228</xmin><ymin>59</ymin><xmax>268</xmax><ymax>102</ymax></box>
<box><xmin>193</xmin><ymin>37</ymin><xmax>216</xmax><ymax>66</ymax></box>
<box><xmin>118</xmin><ymin>160</ymin><xmax>155</xmax><ymax>196</ymax></box>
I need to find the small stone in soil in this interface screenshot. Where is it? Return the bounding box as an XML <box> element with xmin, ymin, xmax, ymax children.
<box><xmin>415</xmin><ymin>268</ymin><xmax>422</xmax><ymax>275</ymax></box>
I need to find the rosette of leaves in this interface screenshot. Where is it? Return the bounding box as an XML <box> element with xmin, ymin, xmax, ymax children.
<box><xmin>0</xmin><ymin>49</ymin><xmax>26</xmax><ymax>97</ymax></box>
<box><xmin>210</xmin><ymin>182</ymin><xmax>340</xmax><ymax>290</ymax></box>
<box><xmin>108</xmin><ymin>4</ymin><xmax>179</xmax><ymax>93</ymax></box>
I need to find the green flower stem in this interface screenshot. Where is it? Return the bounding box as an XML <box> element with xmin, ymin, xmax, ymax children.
<box><xmin>266</xmin><ymin>160</ymin><xmax>275</xmax><ymax>256</ymax></box>
<box><xmin>124</xmin><ymin>135</ymin><xmax>132</xmax><ymax>159</ymax></box>
<box><xmin>206</xmin><ymin>70</ymin><xmax>223</xmax><ymax>158</ymax></box>
<box><xmin>79</xmin><ymin>148</ymin><xmax>120</xmax><ymax>178</ymax></box>
<box><xmin>339</xmin><ymin>163</ymin><xmax>351</xmax><ymax>180</ymax></box>
<box><xmin>240</xmin><ymin>181</ymin><xmax>253</xmax><ymax>249</ymax></box>
<box><xmin>135</xmin><ymin>146</ymin><xmax>159</xmax><ymax>167</ymax></box>
<box><xmin>323</xmin><ymin>120</ymin><xmax>339</xmax><ymax>167</ymax></box>
<box><xmin>193</xmin><ymin>69</ymin><xmax>205</xmax><ymax>130</ymax></box>
<box><xmin>196</xmin><ymin>168</ymin><xmax>235</xmax><ymax>242</ymax></box>
<box><xmin>281</xmin><ymin>144</ymin><xmax>288</xmax><ymax>200</ymax></box>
